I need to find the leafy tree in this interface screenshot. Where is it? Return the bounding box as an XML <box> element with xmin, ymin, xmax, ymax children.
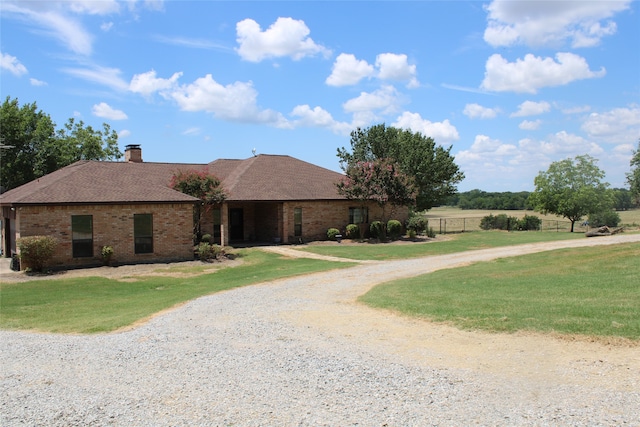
<box><xmin>452</xmin><ymin>189</ymin><xmax>532</xmax><ymax>210</ymax></box>
<box><xmin>337</xmin><ymin>159</ymin><xmax>417</xmax><ymax>236</ymax></box>
<box><xmin>170</xmin><ymin>170</ymin><xmax>227</xmax><ymax>243</ymax></box>
<box><xmin>0</xmin><ymin>96</ymin><xmax>123</xmax><ymax>192</ymax></box>
<box><xmin>528</xmin><ymin>155</ymin><xmax>614</xmax><ymax>232</ymax></box>
<box><xmin>56</xmin><ymin>118</ymin><xmax>121</xmax><ymax>163</ymax></box>
<box><xmin>612</xmin><ymin>188</ymin><xmax>634</xmax><ymax>211</ymax></box>
<box><xmin>0</xmin><ymin>97</ymin><xmax>57</xmax><ymax>191</ymax></box>
<box><xmin>337</xmin><ymin>124</ymin><xmax>464</xmax><ymax>211</ymax></box>
<box><xmin>627</xmin><ymin>140</ymin><xmax>640</xmax><ymax>206</ymax></box>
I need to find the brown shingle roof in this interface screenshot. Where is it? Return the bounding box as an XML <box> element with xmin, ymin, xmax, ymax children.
<box><xmin>0</xmin><ymin>161</ymin><xmax>203</xmax><ymax>205</ymax></box>
<box><xmin>207</xmin><ymin>155</ymin><xmax>345</xmax><ymax>201</ymax></box>
<box><xmin>0</xmin><ymin>154</ymin><xmax>346</xmax><ymax>206</ymax></box>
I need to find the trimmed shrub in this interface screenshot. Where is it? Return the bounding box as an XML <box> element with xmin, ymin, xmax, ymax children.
<box><xmin>480</xmin><ymin>214</ymin><xmax>518</xmax><ymax>231</ymax></box>
<box><xmin>327</xmin><ymin>228</ymin><xmax>341</xmax><ymax>241</ymax></box>
<box><xmin>101</xmin><ymin>245</ymin><xmax>114</xmax><ymax>265</ymax></box>
<box><xmin>201</xmin><ymin>234</ymin><xmax>212</xmax><ymax>243</ymax></box>
<box><xmin>387</xmin><ymin>219</ymin><xmax>402</xmax><ymax>240</ymax></box>
<box><xmin>517</xmin><ymin>215</ymin><xmax>541</xmax><ymax>231</ymax></box>
<box><xmin>406</xmin><ymin>215</ymin><xmax>428</xmax><ymax>234</ymax></box>
<box><xmin>345</xmin><ymin>224</ymin><xmax>360</xmax><ymax>239</ymax></box>
<box><xmin>588</xmin><ymin>210</ymin><xmax>621</xmax><ymax>227</ymax></box>
<box><xmin>197</xmin><ymin>242</ymin><xmax>224</xmax><ymax>261</ymax></box>
<box><xmin>16</xmin><ymin>235</ymin><xmax>57</xmax><ymax>272</ymax></box>
<box><xmin>369</xmin><ymin>221</ymin><xmax>384</xmax><ymax>239</ymax></box>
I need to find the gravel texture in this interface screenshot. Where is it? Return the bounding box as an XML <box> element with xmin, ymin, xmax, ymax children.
<box><xmin>2</xmin><ymin>234</ymin><xmax>640</xmax><ymax>426</ymax></box>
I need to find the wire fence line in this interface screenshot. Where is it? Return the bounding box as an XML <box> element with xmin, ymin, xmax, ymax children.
<box><xmin>426</xmin><ymin>217</ymin><xmax>584</xmax><ymax>234</ymax></box>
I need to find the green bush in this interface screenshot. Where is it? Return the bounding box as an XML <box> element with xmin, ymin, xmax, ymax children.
<box><xmin>387</xmin><ymin>219</ymin><xmax>402</xmax><ymax>240</ymax></box>
<box><xmin>406</xmin><ymin>215</ymin><xmax>428</xmax><ymax>234</ymax></box>
<box><xmin>588</xmin><ymin>210</ymin><xmax>621</xmax><ymax>227</ymax></box>
<box><xmin>197</xmin><ymin>242</ymin><xmax>224</xmax><ymax>261</ymax></box>
<box><xmin>327</xmin><ymin>228</ymin><xmax>341</xmax><ymax>241</ymax></box>
<box><xmin>16</xmin><ymin>235</ymin><xmax>57</xmax><ymax>272</ymax></box>
<box><xmin>480</xmin><ymin>214</ymin><xmax>518</xmax><ymax>231</ymax></box>
<box><xmin>201</xmin><ymin>234</ymin><xmax>212</xmax><ymax>243</ymax></box>
<box><xmin>345</xmin><ymin>224</ymin><xmax>360</xmax><ymax>239</ymax></box>
<box><xmin>517</xmin><ymin>215</ymin><xmax>541</xmax><ymax>231</ymax></box>
<box><xmin>101</xmin><ymin>245</ymin><xmax>114</xmax><ymax>265</ymax></box>
<box><xmin>426</xmin><ymin>227</ymin><xmax>436</xmax><ymax>238</ymax></box>
<box><xmin>369</xmin><ymin>221</ymin><xmax>384</xmax><ymax>239</ymax></box>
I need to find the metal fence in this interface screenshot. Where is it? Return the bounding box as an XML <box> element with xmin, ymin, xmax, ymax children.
<box><xmin>427</xmin><ymin>217</ymin><xmax>586</xmax><ymax>234</ymax></box>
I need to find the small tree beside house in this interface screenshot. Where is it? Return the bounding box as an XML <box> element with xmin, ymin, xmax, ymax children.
<box><xmin>170</xmin><ymin>170</ymin><xmax>227</xmax><ymax>244</ymax></box>
<box><xmin>337</xmin><ymin>158</ymin><xmax>417</xmax><ymax>239</ymax></box>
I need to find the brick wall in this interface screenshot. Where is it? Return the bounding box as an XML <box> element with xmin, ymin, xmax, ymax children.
<box><xmin>281</xmin><ymin>200</ymin><xmax>409</xmax><ymax>242</ymax></box>
<box><xmin>16</xmin><ymin>203</ymin><xmax>195</xmax><ymax>268</ymax></box>
<box><xmin>189</xmin><ymin>199</ymin><xmax>409</xmax><ymax>246</ymax></box>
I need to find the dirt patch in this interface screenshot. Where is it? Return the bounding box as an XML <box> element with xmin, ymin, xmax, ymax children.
<box><xmin>0</xmin><ymin>258</ymin><xmax>243</xmax><ymax>283</ymax></box>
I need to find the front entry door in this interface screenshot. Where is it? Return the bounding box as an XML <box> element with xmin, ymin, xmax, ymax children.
<box><xmin>229</xmin><ymin>208</ymin><xmax>244</xmax><ymax>241</ymax></box>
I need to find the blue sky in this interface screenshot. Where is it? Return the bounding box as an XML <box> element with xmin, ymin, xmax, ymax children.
<box><xmin>1</xmin><ymin>1</ymin><xmax>639</xmax><ymax>192</ymax></box>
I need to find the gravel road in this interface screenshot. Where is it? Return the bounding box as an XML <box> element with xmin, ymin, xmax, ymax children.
<box><xmin>2</xmin><ymin>234</ymin><xmax>639</xmax><ymax>426</ymax></box>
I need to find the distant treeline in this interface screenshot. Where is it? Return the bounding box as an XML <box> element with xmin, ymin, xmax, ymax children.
<box><xmin>444</xmin><ymin>188</ymin><xmax>636</xmax><ymax>211</ymax></box>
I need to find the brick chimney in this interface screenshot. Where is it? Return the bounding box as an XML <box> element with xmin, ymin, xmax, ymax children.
<box><xmin>125</xmin><ymin>144</ymin><xmax>142</xmax><ymax>163</ymax></box>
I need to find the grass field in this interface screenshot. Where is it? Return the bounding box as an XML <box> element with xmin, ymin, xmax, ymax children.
<box><xmin>0</xmin><ymin>250</ymin><xmax>353</xmax><ymax>334</ymax></box>
<box><xmin>299</xmin><ymin>230</ymin><xmax>585</xmax><ymax>261</ymax></box>
<box><xmin>426</xmin><ymin>206</ymin><xmax>640</xmax><ymax>227</ymax></box>
<box><xmin>359</xmin><ymin>242</ymin><xmax>640</xmax><ymax>341</ymax></box>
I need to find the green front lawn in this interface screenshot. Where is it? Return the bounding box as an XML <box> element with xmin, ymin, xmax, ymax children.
<box><xmin>360</xmin><ymin>243</ymin><xmax>640</xmax><ymax>341</ymax></box>
<box><xmin>298</xmin><ymin>231</ymin><xmax>585</xmax><ymax>261</ymax></box>
<box><xmin>0</xmin><ymin>249</ymin><xmax>354</xmax><ymax>334</ymax></box>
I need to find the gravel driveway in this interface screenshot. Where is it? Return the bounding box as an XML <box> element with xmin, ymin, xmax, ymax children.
<box><xmin>2</xmin><ymin>234</ymin><xmax>639</xmax><ymax>426</ymax></box>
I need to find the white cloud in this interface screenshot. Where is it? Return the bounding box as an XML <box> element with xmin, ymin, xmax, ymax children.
<box><xmin>2</xmin><ymin>1</ymin><xmax>162</xmax><ymax>55</ymax></box>
<box><xmin>456</xmin><ymin>131</ymin><xmax>606</xmax><ymax>190</ymax></box>
<box><xmin>169</xmin><ymin>74</ymin><xmax>290</xmax><ymax>127</ymax></box>
<box><xmin>481</xmin><ymin>52</ymin><xmax>605</xmax><ymax>94</ymax></box>
<box><xmin>68</xmin><ymin>0</ymin><xmax>120</xmax><ymax>15</ymax></box>
<box><xmin>463</xmin><ymin>103</ymin><xmax>499</xmax><ymax>119</ymax></box>
<box><xmin>376</xmin><ymin>53</ymin><xmax>419</xmax><ymax>88</ymax></box>
<box><xmin>129</xmin><ymin>70</ymin><xmax>183</xmax><ymax>96</ymax></box>
<box><xmin>290</xmin><ymin>105</ymin><xmax>352</xmax><ymax>135</ymax></box>
<box><xmin>0</xmin><ymin>52</ymin><xmax>28</xmax><ymax>76</ymax></box>
<box><xmin>392</xmin><ymin>112</ymin><xmax>459</xmax><ymax>143</ymax></box>
<box><xmin>118</xmin><ymin>129</ymin><xmax>131</xmax><ymax>138</ymax></box>
<box><xmin>62</xmin><ymin>65</ymin><xmax>129</xmax><ymax>91</ymax></box>
<box><xmin>153</xmin><ymin>35</ymin><xmax>229</xmax><ymax>51</ymax></box>
<box><xmin>326</xmin><ymin>53</ymin><xmax>374</xmax><ymax>86</ymax></box>
<box><xmin>519</xmin><ymin>119</ymin><xmax>541</xmax><ymax>130</ymax></box>
<box><xmin>2</xmin><ymin>2</ymin><xmax>94</xmax><ymax>55</ymax></box>
<box><xmin>101</xmin><ymin>22</ymin><xmax>114</xmax><ymax>32</ymax></box>
<box><xmin>30</xmin><ymin>78</ymin><xmax>47</xmax><ymax>86</ymax></box>
<box><xmin>92</xmin><ymin>102</ymin><xmax>128</xmax><ymax>120</ymax></box>
<box><xmin>483</xmin><ymin>0</ymin><xmax>631</xmax><ymax>48</ymax></box>
<box><xmin>461</xmin><ymin>134</ymin><xmax>518</xmax><ymax>157</ymax></box>
<box><xmin>235</xmin><ymin>17</ymin><xmax>331</xmax><ymax>62</ymax></box>
<box><xmin>182</xmin><ymin>127</ymin><xmax>201</xmax><ymax>136</ymax></box>
<box><xmin>342</xmin><ymin>85</ymin><xmax>402</xmax><ymax>116</ymax></box>
<box><xmin>562</xmin><ymin>105</ymin><xmax>591</xmax><ymax>115</ymax></box>
<box><xmin>511</xmin><ymin>100</ymin><xmax>551</xmax><ymax>117</ymax></box>
<box><xmin>581</xmin><ymin>105</ymin><xmax>640</xmax><ymax>143</ymax></box>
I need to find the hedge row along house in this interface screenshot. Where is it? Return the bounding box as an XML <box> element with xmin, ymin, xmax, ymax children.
<box><xmin>0</xmin><ymin>145</ymin><xmax>408</xmax><ymax>269</ymax></box>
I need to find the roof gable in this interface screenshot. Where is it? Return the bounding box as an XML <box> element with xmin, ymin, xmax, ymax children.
<box><xmin>208</xmin><ymin>155</ymin><xmax>345</xmax><ymax>201</ymax></box>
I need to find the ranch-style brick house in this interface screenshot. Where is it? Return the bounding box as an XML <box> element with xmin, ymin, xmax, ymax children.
<box><xmin>1</xmin><ymin>145</ymin><xmax>408</xmax><ymax>269</ymax></box>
